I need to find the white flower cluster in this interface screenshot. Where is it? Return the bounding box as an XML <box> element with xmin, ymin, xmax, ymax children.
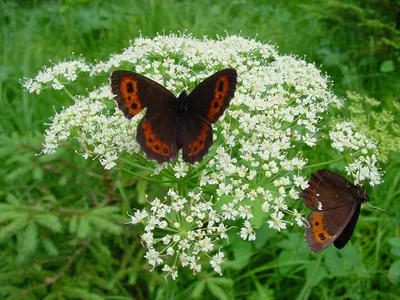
<box><xmin>23</xmin><ymin>33</ymin><xmax>383</xmax><ymax>278</ymax></box>
<box><xmin>22</xmin><ymin>57</ymin><xmax>90</xmax><ymax>93</ymax></box>
<box><xmin>329</xmin><ymin>121</ymin><xmax>382</xmax><ymax>185</ymax></box>
<box><xmin>128</xmin><ymin>189</ymin><xmax>229</xmax><ymax>279</ymax></box>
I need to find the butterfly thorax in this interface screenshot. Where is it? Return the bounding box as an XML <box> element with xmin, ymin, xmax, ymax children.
<box><xmin>177</xmin><ymin>91</ymin><xmax>189</xmax><ymax>114</ymax></box>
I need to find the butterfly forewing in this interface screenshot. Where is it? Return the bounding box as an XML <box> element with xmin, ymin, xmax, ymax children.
<box><xmin>302</xmin><ymin>169</ymin><xmax>356</xmax><ymax>211</ymax></box>
<box><xmin>111</xmin><ymin>70</ymin><xmax>176</xmax><ymax>119</ymax></box>
<box><xmin>186</xmin><ymin>69</ymin><xmax>237</xmax><ymax>123</ymax></box>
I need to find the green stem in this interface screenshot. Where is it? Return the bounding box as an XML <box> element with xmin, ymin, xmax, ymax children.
<box><xmin>303</xmin><ymin>158</ymin><xmax>345</xmax><ymax>170</ymax></box>
<box><xmin>119</xmin><ymin>157</ymin><xmax>154</xmax><ymax>172</ymax></box>
<box><xmin>119</xmin><ymin>165</ymin><xmax>176</xmax><ymax>184</ymax></box>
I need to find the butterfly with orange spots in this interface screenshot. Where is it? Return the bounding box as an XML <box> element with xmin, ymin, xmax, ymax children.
<box><xmin>110</xmin><ymin>69</ymin><xmax>237</xmax><ymax>163</ymax></box>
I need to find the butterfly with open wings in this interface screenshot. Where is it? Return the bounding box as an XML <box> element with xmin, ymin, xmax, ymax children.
<box><xmin>110</xmin><ymin>69</ymin><xmax>237</xmax><ymax>164</ymax></box>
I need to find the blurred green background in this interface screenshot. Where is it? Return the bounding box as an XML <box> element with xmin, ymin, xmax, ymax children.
<box><xmin>1</xmin><ymin>0</ymin><xmax>400</xmax><ymax>299</ymax></box>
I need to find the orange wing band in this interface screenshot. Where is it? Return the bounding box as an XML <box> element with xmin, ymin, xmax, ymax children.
<box><xmin>207</xmin><ymin>76</ymin><xmax>230</xmax><ymax>122</ymax></box>
<box><xmin>142</xmin><ymin>121</ymin><xmax>173</xmax><ymax>157</ymax></box>
<box><xmin>186</xmin><ymin>122</ymin><xmax>210</xmax><ymax>157</ymax></box>
<box><xmin>310</xmin><ymin>213</ymin><xmax>334</xmax><ymax>244</ymax></box>
<box><xmin>120</xmin><ymin>77</ymin><xmax>143</xmax><ymax>116</ymax></box>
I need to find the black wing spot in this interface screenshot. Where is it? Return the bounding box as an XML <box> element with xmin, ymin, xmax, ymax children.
<box><xmin>218</xmin><ymin>81</ymin><xmax>224</xmax><ymax>92</ymax></box>
<box><xmin>163</xmin><ymin>148</ymin><xmax>168</xmax><ymax>154</ymax></box>
<box><xmin>213</xmin><ymin>102</ymin><xmax>219</xmax><ymax>108</ymax></box>
<box><xmin>194</xmin><ymin>146</ymin><xmax>198</xmax><ymax>152</ymax></box>
<box><xmin>126</xmin><ymin>82</ymin><xmax>134</xmax><ymax>93</ymax></box>
<box><xmin>155</xmin><ymin>145</ymin><xmax>160</xmax><ymax>150</ymax></box>
<box><xmin>314</xmin><ymin>221</ymin><xmax>319</xmax><ymax>226</ymax></box>
<box><xmin>131</xmin><ymin>103</ymin><xmax>137</xmax><ymax>110</ymax></box>
<box><xmin>187</xmin><ymin>148</ymin><xmax>191</xmax><ymax>154</ymax></box>
<box><xmin>319</xmin><ymin>233</ymin><xmax>326</xmax><ymax>240</ymax></box>
<box><xmin>199</xmin><ymin>140</ymin><xmax>203</xmax><ymax>145</ymax></box>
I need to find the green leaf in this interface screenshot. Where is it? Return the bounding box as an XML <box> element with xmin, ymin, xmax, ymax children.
<box><xmin>69</xmin><ymin>215</ymin><xmax>78</xmax><ymax>233</ymax></box>
<box><xmin>6</xmin><ymin>193</ymin><xmax>20</xmax><ymax>205</ymax></box>
<box><xmin>254</xmin><ymin>223</ymin><xmax>277</xmax><ymax>249</ymax></box>
<box><xmin>305</xmin><ymin>261</ymin><xmax>328</xmax><ymax>287</ymax></box>
<box><xmin>388</xmin><ymin>260</ymin><xmax>400</xmax><ymax>285</ymax></box>
<box><xmin>323</xmin><ymin>248</ymin><xmax>348</xmax><ymax>277</ymax></box>
<box><xmin>207</xmin><ymin>282</ymin><xmax>229</xmax><ymax>300</ymax></box>
<box><xmin>0</xmin><ymin>217</ymin><xmax>28</xmax><ymax>239</ymax></box>
<box><xmin>23</xmin><ymin>222</ymin><xmax>38</xmax><ymax>254</ymax></box>
<box><xmin>191</xmin><ymin>280</ymin><xmax>206</xmax><ymax>298</ymax></box>
<box><xmin>380</xmin><ymin>60</ymin><xmax>395</xmax><ymax>73</ymax></box>
<box><xmin>42</xmin><ymin>238</ymin><xmax>59</xmax><ymax>256</ymax></box>
<box><xmin>225</xmin><ymin>239</ymin><xmax>252</xmax><ymax>270</ymax></box>
<box><xmin>389</xmin><ymin>237</ymin><xmax>400</xmax><ymax>257</ymax></box>
<box><xmin>87</xmin><ymin>215</ymin><xmax>122</xmax><ymax>235</ymax></box>
<box><xmin>77</xmin><ymin>217</ymin><xmax>91</xmax><ymax>239</ymax></box>
<box><xmin>35</xmin><ymin>214</ymin><xmax>62</xmax><ymax>232</ymax></box>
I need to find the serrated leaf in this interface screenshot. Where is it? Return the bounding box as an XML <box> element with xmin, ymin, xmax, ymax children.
<box><xmin>69</xmin><ymin>215</ymin><xmax>78</xmax><ymax>233</ymax></box>
<box><xmin>0</xmin><ymin>217</ymin><xmax>28</xmax><ymax>239</ymax></box>
<box><xmin>6</xmin><ymin>193</ymin><xmax>20</xmax><ymax>205</ymax></box>
<box><xmin>23</xmin><ymin>222</ymin><xmax>38</xmax><ymax>254</ymax></box>
<box><xmin>35</xmin><ymin>214</ymin><xmax>62</xmax><ymax>232</ymax></box>
<box><xmin>42</xmin><ymin>238</ymin><xmax>59</xmax><ymax>256</ymax></box>
<box><xmin>32</xmin><ymin>167</ymin><xmax>44</xmax><ymax>181</ymax></box>
<box><xmin>87</xmin><ymin>215</ymin><xmax>122</xmax><ymax>235</ymax></box>
<box><xmin>191</xmin><ymin>280</ymin><xmax>206</xmax><ymax>298</ymax></box>
<box><xmin>91</xmin><ymin>206</ymin><xmax>121</xmax><ymax>215</ymax></box>
<box><xmin>77</xmin><ymin>217</ymin><xmax>90</xmax><ymax>238</ymax></box>
<box><xmin>207</xmin><ymin>282</ymin><xmax>229</xmax><ymax>300</ymax></box>
<box><xmin>389</xmin><ymin>260</ymin><xmax>400</xmax><ymax>285</ymax></box>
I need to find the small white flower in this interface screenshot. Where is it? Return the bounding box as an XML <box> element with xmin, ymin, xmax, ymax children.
<box><xmin>240</xmin><ymin>220</ymin><xmax>256</xmax><ymax>241</ymax></box>
<box><xmin>210</xmin><ymin>251</ymin><xmax>226</xmax><ymax>275</ymax></box>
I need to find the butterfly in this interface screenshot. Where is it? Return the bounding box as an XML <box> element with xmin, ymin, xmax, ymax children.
<box><xmin>301</xmin><ymin>169</ymin><xmax>369</xmax><ymax>252</ymax></box>
<box><xmin>110</xmin><ymin>69</ymin><xmax>237</xmax><ymax>163</ymax></box>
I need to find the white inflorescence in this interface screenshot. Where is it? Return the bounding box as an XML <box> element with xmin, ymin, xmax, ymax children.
<box><xmin>23</xmin><ymin>34</ymin><xmax>383</xmax><ymax>279</ymax></box>
<box><xmin>329</xmin><ymin>121</ymin><xmax>382</xmax><ymax>185</ymax></box>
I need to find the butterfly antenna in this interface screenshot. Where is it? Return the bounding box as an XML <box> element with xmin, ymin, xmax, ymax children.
<box><xmin>365</xmin><ymin>203</ymin><xmax>387</xmax><ymax>212</ymax></box>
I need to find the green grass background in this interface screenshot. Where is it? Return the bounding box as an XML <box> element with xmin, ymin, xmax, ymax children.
<box><xmin>1</xmin><ymin>0</ymin><xmax>400</xmax><ymax>299</ymax></box>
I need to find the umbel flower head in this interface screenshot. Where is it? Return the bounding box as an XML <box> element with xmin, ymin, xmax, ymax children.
<box><xmin>23</xmin><ymin>33</ymin><xmax>383</xmax><ymax>279</ymax></box>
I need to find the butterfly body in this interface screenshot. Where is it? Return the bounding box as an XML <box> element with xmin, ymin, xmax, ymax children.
<box><xmin>111</xmin><ymin>69</ymin><xmax>237</xmax><ymax>163</ymax></box>
<box><xmin>302</xmin><ymin>169</ymin><xmax>368</xmax><ymax>252</ymax></box>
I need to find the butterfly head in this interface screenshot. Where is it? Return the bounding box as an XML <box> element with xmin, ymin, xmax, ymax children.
<box><xmin>177</xmin><ymin>90</ymin><xmax>188</xmax><ymax>114</ymax></box>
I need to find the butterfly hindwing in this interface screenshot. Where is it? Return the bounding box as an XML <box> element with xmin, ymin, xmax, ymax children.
<box><xmin>136</xmin><ymin>110</ymin><xmax>179</xmax><ymax>163</ymax></box>
<box><xmin>186</xmin><ymin>69</ymin><xmax>237</xmax><ymax>123</ymax></box>
<box><xmin>110</xmin><ymin>70</ymin><xmax>176</xmax><ymax>119</ymax></box>
<box><xmin>334</xmin><ymin>203</ymin><xmax>361</xmax><ymax>249</ymax></box>
<box><xmin>305</xmin><ymin>202</ymin><xmax>358</xmax><ymax>252</ymax></box>
<box><xmin>180</xmin><ymin>112</ymin><xmax>213</xmax><ymax>163</ymax></box>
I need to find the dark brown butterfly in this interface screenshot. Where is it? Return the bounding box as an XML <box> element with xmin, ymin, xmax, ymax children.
<box><xmin>110</xmin><ymin>69</ymin><xmax>237</xmax><ymax>163</ymax></box>
<box><xmin>301</xmin><ymin>169</ymin><xmax>369</xmax><ymax>252</ymax></box>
